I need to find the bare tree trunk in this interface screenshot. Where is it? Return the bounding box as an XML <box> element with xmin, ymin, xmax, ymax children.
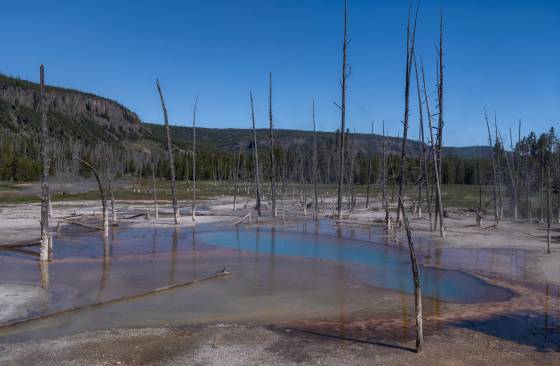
<box><xmin>39</xmin><ymin>65</ymin><xmax>50</xmax><ymax>261</ymax></box>
<box><xmin>495</xmin><ymin>117</ymin><xmax>503</xmax><ymax>220</ymax></box>
<box><xmin>269</xmin><ymin>73</ymin><xmax>277</xmax><ymax>218</ymax></box>
<box><xmin>397</xmin><ymin>4</ymin><xmax>418</xmax><ymax>224</ymax></box>
<box><xmin>366</xmin><ymin>121</ymin><xmax>373</xmax><ymax>209</ymax></box>
<box><xmin>312</xmin><ymin>100</ymin><xmax>319</xmax><ymax>222</ymax></box>
<box><xmin>233</xmin><ymin>144</ymin><xmax>242</xmax><ymax>213</ymax></box>
<box><xmin>152</xmin><ymin>159</ymin><xmax>159</xmax><ymax>220</ymax></box>
<box><xmin>382</xmin><ymin>120</ymin><xmax>387</xmax><ymax>208</ymax></box>
<box><xmin>413</xmin><ymin>56</ymin><xmax>431</xmax><ymax>225</ymax></box>
<box><xmin>547</xmin><ymin>167</ymin><xmax>551</xmax><ymax>254</ymax></box>
<box><xmin>250</xmin><ymin>91</ymin><xmax>262</xmax><ymax>216</ymax></box>
<box><xmin>337</xmin><ymin>0</ymin><xmax>348</xmax><ymax>219</ymax></box>
<box><xmin>77</xmin><ymin>157</ymin><xmax>108</xmax><ymax>237</ymax></box>
<box><xmin>477</xmin><ymin>148</ymin><xmax>483</xmax><ymax>226</ymax></box>
<box><xmin>421</xmin><ymin>63</ymin><xmax>445</xmax><ymax>237</ymax></box>
<box><xmin>192</xmin><ymin>96</ymin><xmax>198</xmax><ymax>222</ymax></box>
<box><xmin>105</xmin><ymin>152</ymin><xmax>116</xmax><ymax>223</ymax></box>
<box><xmin>485</xmin><ymin>108</ymin><xmax>499</xmax><ymax>224</ymax></box>
<box><xmin>156</xmin><ymin>79</ymin><xmax>180</xmax><ymax>224</ymax></box>
<box><xmin>398</xmin><ymin>194</ymin><xmax>424</xmax><ymax>353</ymax></box>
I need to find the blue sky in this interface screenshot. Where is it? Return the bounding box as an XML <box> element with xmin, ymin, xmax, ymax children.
<box><xmin>1</xmin><ymin>0</ymin><xmax>559</xmax><ymax>146</ymax></box>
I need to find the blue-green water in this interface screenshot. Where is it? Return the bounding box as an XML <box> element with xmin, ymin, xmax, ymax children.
<box><xmin>196</xmin><ymin>228</ymin><xmax>513</xmax><ymax>304</ymax></box>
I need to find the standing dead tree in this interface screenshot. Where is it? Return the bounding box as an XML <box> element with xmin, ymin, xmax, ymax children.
<box><xmin>398</xmin><ymin>194</ymin><xmax>424</xmax><ymax>353</ymax></box>
<box><xmin>547</xmin><ymin>167</ymin><xmax>551</xmax><ymax>254</ymax></box>
<box><xmin>104</xmin><ymin>151</ymin><xmax>116</xmax><ymax>223</ymax></box>
<box><xmin>414</xmin><ymin>56</ymin><xmax>432</xmax><ymax>227</ymax></box>
<box><xmin>250</xmin><ymin>91</ymin><xmax>262</xmax><ymax>217</ymax></box>
<box><xmin>269</xmin><ymin>73</ymin><xmax>277</xmax><ymax>217</ymax></box>
<box><xmin>192</xmin><ymin>96</ymin><xmax>198</xmax><ymax>222</ymax></box>
<box><xmin>336</xmin><ymin>0</ymin><xmax>349</xmax><ymax>219</ymax></box>
<box><xmin>76</xmin><ymin>157</ymin><xmax>109</xmax><ymax>237</ymax></box>
<box><xmin>39</xmin><ymin>65</ymin><xmax>50</xmax><ymax>262</ymax></box>
<box><xmin>397</xmin><ymin>3</ymin><xmax>418</xmax><ymax>224</ymax></box>
<box><xmin>312</xmin><ymin>100</ymin><xmax>319</xmax><ymax>222</ymax></box>
<box><xmin>156</xmin><ymin>79</ymin><xmax>180</xmax><ymax>224</ymax></box>
<box><xmin>366</xmin><ymin>122</ymin><xmax>373</xmax><ymax>209</ymax></box>
<box><xmin>152</xmin><ymin>158</ymin><xmax>159</xmax><ymax>219</ymax></box>
<box><xmin>421</xmin><ymin>62</ymin><xmax>445</xmax><ymax>237</ymax></box>
<box><xmin>485</xmin><ymin>108</ymin><xmax>499</xmax><ymax>224</ymax></box>
<box><xmin>233</xmin><ymin>143</ymin><xmax>243</xmax><ymax>213</ymax></box>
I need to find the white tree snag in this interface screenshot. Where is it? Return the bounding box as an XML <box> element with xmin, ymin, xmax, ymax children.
<box><xmin>485</xmin><ymin>108</ymin><xmax>499</xmax><ymax>224</ymax></box>
<box><xmin>397</xmin><ymin>3</ymin><xmax>418</xmax><ymax>224</ymax></box>
<box><xmin>105</xmin><ymin>152</ymin><xmax>117</xmax><ymax>223</ymax></box>
<box><xmin>233</xmin><ymin>144</ymin><xmax>242</xmax><ymax>213</ymax></box>
<box><xmin>547</xmin><ymin>167</ymin><xmax>551</xmax><ymax>254</ymax></box>
<box><xmin>421</xmin><ymin>63</ymin><xmax>445</xmax><ymax>237</ymax></box>
<box><xmin>192</xmin><ymin>96</ymin><xmax>198</xmax><ymax>222</ymax></box>
<box><xmin>398</xmin><ymin>194</ymin><xmax>424</xmax><ymax>353</ymax></box>
<box><xmin>337</xmin><ymin>0</ymin><xmax>348</xmax><ymax>219</ymax></box>
<box><xmin>76</xmin><ymin>157</ymin><xmax>109</xmax><ymax>237</ymax></box>
<box><xmin>250</xmin><ymin>91</ymin><xmax>262</xmax><ymax>216</ymax></box>
<box><xmin>269</xmin><ymin>73</ymin><xmax>277</xmax><ymax>218</ymax></box>
<box><xmin>156</xmin><ymin>79</ymin><xmax>180</xmax><ymax>224</ymax></box>
<box><xmin>366</xmin><ymin>121</ymin><xmax>373</xmax><ymax>209</ymax></box>
<box><xmin>152</xmin><ymin>159</ymin><xmax>159</xmax><ymax>220</ymax></box>
<box><xmin>39</xmin><ymin>65</ymin><xmax>50</xmax><ymax>262</ymax></box>
<box><xmin>312</xmin><ymin>100</ymin><xmax>319</xmax><ymax>222</ymax></box>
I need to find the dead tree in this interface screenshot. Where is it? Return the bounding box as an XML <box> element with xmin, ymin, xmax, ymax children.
<box><xmin>250</xmin><ymin>91</ymin><xmax>262</xmax><ymax>216</ymax></box>
<box><xmin>397</xmin><ymin>3</ymin><xmax>418</xmax><ymax>223</ymax></box>
<box><xmin>485</xmin><ymin>108</ymin><xmax>499</xmax><ymax>224</ymax></box>
<box><xmin>269</xmin><ymin>73</ymin><xmax>277</xmax><ymax>217</ymax></box>
<box><xmin>414</xmin><ymin>56</ymin><xmax>432</xmax><ymax>226</ymax></box>
<box><xmin>39</xmin><ymin>65</ymin><xmax>50</xmax><ymax>261</ymax></box>
<box><xmin>366</xmin><ymin>122</ymin><xmax>373</xmax><ymax>209</ymax></box>
<box><xmin>233</xmin><ymin>143</ymin><xmax>242</xmax><ymax>213</ymax></box>
<box><xmin>500</xmin><ymin>129</ymin><xmax>517</xmax><ymax>221</ymax></box>
<box><xmin>312</xmin><ymin>100</ymin><xmax>319</xmax><ymax>222</ymax></box>
<box><xmin>336</xmin><ymin>0</ymin><xmax>349</xmax><ymax>219</ymax></box>
<box><xmin>105</xmin><ymin>152</ymin><xmax>116</xmax><ymax>223</ymax></box>
<box><xmin>547</xmin><ymin>167</ymin><xmax>551</xmax><ymax>254</ymax></box>
<box><xmin>398</xmin><ymin>194</ymin><xmax>424</xmax><ymax>353</ymax></box>
<box><xmin>421</xmin><ymin>62</ymin><xmax>445</xmax><ymax>237</ymax></box>
<box><xmin>152</xmin><ymin>159</ymin><xmax>159</xmax><ymax>219</ymax></box>
<box><xmin>76</xmin><ymin>157</ymin><xmax>109</xmax><ymax>237</ymax></box>
<box><xmin>382</xmin><ymin>120</ymin><xmax>387</xmax><ymax>208</ymax></box>
<box><xmin>495</xmin><ymin>116</ymin><xmax>503</xmax><ymax>219</ymax></box>
<box><xmin>192</xmin><ymin>96</ymin><xmax>198</xmax><ymax>222</ymax></box>
<box><xmin>156</xmin><ymin>79</ymin><xmax>180</xmax><ymax>224</ymax></box>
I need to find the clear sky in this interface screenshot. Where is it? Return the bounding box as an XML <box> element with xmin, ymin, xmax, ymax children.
<box><xmin>1</xmin><ymin>0</ymin><xmax>558</xmax><ymax>146</ymax></box>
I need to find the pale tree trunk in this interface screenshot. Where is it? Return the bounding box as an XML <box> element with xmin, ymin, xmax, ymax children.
<box><xmin>398</xmin><ymin>194</ymin><xmax>424</xmax><ymax>353</ymax></box>
<box><xmin>485</xmin><ymin>108</ymin><xmax>499</xmax><ymax>224</ymax></box>
<box><xmin>269</xmin><ymin>73</ymin><xmax>277</xmax><ymax>217</ymax></box>
<box><xmin>152</xmin><ymin>159</ymin><xmax>159</xmax><ymax>219</ymax></box>
<box><xmin>233</xmin><ymin>144</ymin><xmax>242</xmax><ymax>213</ymax></box>
<box><xmin>382</xmin><ymin>120</ymin><xmax>387</xmax><ymax>208</ymax></box>
<box><xmin>250</xmin><ymin>91</ymin><xmax>262</xmax><ymax>216</ymax></box>
<box><xmin>312</xmin><ymin>100</ymin><xmax>319</xmax><ymax>222</ymax></box>
<box><xmin>547</xmin><ymin>167</ymin><xmax>551</xmax><ymax>254</ymax></box>
<box><xmin>495</xmin><ymin>117</ymin><xmax>503</xmax><ymax>220</ymax></box>
<box><xmin>192</xmin><ymin>96</ymin><xmax>198</xmax><ymax>222</ymax></box>
<box><xmin>421</xmin><ymin>63</ymin><xmax>445</xmax><ymax>237</ymax></box>
<box><xmin>337</xmin><ymin>0</ymin><xmax>348</xmax><ymax>219</ymax></box>
<box><xmin>366</xmin><ymin>121</ymin><xmax>373</xmax><ymax>209</ymax></box>
<box><xmin>156</xmin><ymin>79</ymin><xmax>180</xmax><ymax>224</ymax></box>
<box><xmin>105</xmin><ymin>152</ymin><xmax>116</xmax><ymax>223</ymax></box>
<box><xmin>77</xmin><ymin>157</ymin><xmax>108</xmax><ymax>237</ymax></box>
<box><xmin>39</xmin><ymin>65</ymin><xmax>50</xmax><ymax>261</ymax></box>
<box><xmin>397</xmin><ymin>4</ymin><xmax>418</xmax><ymax>224</ymax></box>
<box><xmin>414</xmin><ymin>56</ymin><xmax>431</xmax><ymax>226</ymax></box>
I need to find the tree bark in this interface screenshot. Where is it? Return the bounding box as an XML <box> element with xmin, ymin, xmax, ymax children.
<box><xmin>192</xmin><ymin>96</ymin><xmax>198</xmax><ymax>222</ymax></box>
<box><xmin>156</xmin><ymin>79</ymin><xmax>180</xmax><ymax>224</ymax></box>
<box><xmin>250</xmin><ymin>91</ymin><xmax>262</xmax><ymax>216</ymax></box>
<box><xmin>398</xmin><ymin>194</ymin><xmax>424</xmax><ymax>353</ymax></box>
<box><xmin>485</xmin><ymin>108</ymin><xmax>499</xmax><ymax>224</ymax></box>
<box><xmin>39</xmin><ymin>65</ymin><xmax>50</xmax><ymax>261</ymax></box>
<box><xmin>269</xmin><ymin>73</ymin><xmax>277</xmax><ymax>217</ymax></box>
<box><xmin>76</xmin><ymin>157</ymin><xmax>108</xmax><ymax>237</ymax></box>
<box><xmin>337</xmin><ymin>0</ymin><xmax>348</xmax><ymax>219</ymax></box>
<box><xmin>313</xmin><ymin>100</ymin><xmax>319</xmax><ymax>222</ymax></box>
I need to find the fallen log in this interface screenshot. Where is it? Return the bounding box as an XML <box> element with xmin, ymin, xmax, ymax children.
<box><xmin>0</xmin><ymin>270</ymin><xmax>231</xmax><ymax>330</ymax></box>
<box><xmin>63</xmin><ymin>220</ymin><xmax>118</xmax><ymax>231</ymax></box>
<box><xmin>234</xmin><ymin>213</ymin><xmax>252</xmax><ymax>225</ymax></box>
<box><xmin>0</xmin><ymin>240</ymin><xmax>41</xmax><ymax>249</ymax></box>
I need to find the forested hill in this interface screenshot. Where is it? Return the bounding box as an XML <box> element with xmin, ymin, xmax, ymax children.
<box><xmin>0</xmin><ymin>73</ymin><xmax>491</xmax><ymax>182</ymax></box>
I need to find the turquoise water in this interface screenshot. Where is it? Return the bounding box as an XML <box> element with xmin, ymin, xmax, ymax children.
<box><xmin>196</xmin><ymin>228</ymin><xmax>513</xmax><ymax>304</ymax></box>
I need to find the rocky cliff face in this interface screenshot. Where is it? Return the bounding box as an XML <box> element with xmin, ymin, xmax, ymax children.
<box><xmin>0</xmin><ymin>74</ymin><xmax>142</xmax><ymax>139</ymax></box>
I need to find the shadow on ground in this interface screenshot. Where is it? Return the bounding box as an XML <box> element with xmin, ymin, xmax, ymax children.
<box><xmin>452</xmin><ymin>311</ymin><xmax>560</xmax><ymax>352</ymax></box>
